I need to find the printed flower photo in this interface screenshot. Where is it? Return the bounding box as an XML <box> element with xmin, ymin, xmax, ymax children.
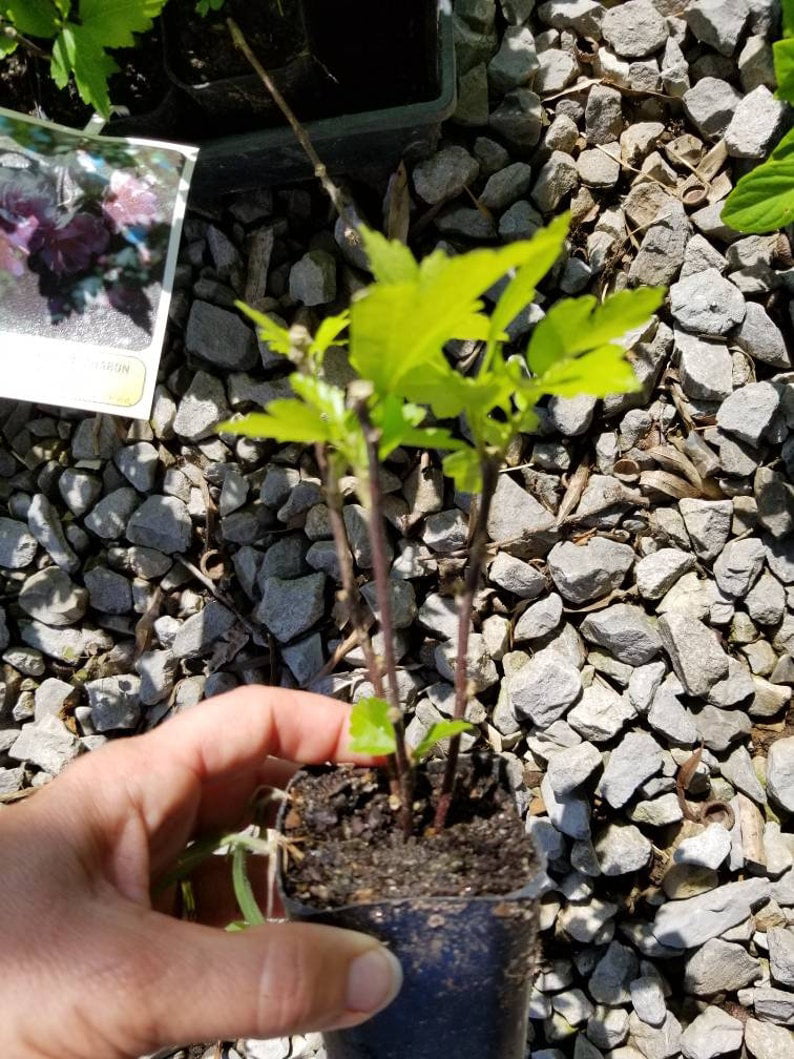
<box><xmin>0</xmin><ymin>109</ymin><xmax>193</xmax><ymax>350</ymax></box>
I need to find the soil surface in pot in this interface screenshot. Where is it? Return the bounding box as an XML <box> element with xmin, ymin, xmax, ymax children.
<box><xmin>0</xmin><ymin>29</ymin><xmax>168</xmax><ymax>127</ymax></box>
<box><xmin>166</xmin><ymin>0</ymin><xmax>309</xmax><ymax>85</ymax></box>
<box><xmin>282</xmin><ymin>758</ymin><xmax>537</xmax><ymax>908</ymax></box>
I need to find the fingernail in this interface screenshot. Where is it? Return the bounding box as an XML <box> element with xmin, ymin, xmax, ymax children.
<box><xmin>346</xmin><ymin>947</ymin><xmax>403</xmax><ymax>1014</ymax></box>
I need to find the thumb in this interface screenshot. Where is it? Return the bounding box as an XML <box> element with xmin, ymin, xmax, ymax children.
<box><xmin>131</xmin><ymin>916</ymin><xmax>403</xmax><ymax>1049</ymax></box>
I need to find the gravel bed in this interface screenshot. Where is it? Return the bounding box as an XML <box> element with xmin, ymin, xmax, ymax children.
<box><xmin>4</xmin><ymin>0</ymin><xmax>794</xmax><ymax>1057</ymax></box>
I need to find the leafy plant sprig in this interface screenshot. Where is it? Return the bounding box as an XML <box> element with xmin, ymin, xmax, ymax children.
<box><xmin>721</xmin><ymin>0</ymin><xmax>794</xmax><ymax>232</ymax></box>
<box><xmin>0</xmin><ymin>0</ymin><xmax>166</xmax><ymax>118</ymax></box>
<box><xmin>219</xmin><ymin>215</ymin><xmax>662</xmax><ymax>834</ymax></box>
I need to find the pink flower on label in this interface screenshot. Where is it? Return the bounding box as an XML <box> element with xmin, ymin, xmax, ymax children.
<box><xmin>0</xmin><ymin>227</ymin><xmax>27</xmax><ymax>277</ymax></box>
<box><xmin>102</xmin><ymin>171</ymin><xmax>159</xmax><ymax>231</ymax></box>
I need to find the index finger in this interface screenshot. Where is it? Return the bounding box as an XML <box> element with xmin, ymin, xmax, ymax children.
<box><xmin>53</xmin><ymin>687</ymin><xmax>372</xmax><ymax>878</ymax></box>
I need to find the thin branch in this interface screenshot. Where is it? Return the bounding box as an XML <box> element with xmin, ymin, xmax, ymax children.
<box><xmin>0</xmin><ymin>22</ymin><xmax>50</xmax><ymax>60</ymax></box>
<box><xmin>433</xmin><ymin>456</ymin><xmax>500</xmax><ymax>831</ymax></box>
<box><xmin>314</xmin><ymin>443</ymin><xmax>382</xmax><ymax>697</ymax></box>
<box><xmin>227</xmin><ymin>17</ymin><xmax>355</xmax><ymax>228</ymax></box>
<box><xmin>354</xmin><ymin>402</ymin><xmax>413</xmax><ymax>834</ymax></box>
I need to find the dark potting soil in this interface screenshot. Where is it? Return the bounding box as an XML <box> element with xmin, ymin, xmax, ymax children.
<box><xmin>281</xmin><ymin>758</ymin><xmax>538</xmax><ymax>909</ymax></box>
<box><xmin>165</xmin><ymin>0</ymin><xmax>309</xmax><ymax>85</ymax></box>
<box><xmin>0</xmin><ymin>28</ymin><xmax>168</xmax><ymax>129</ymax></box>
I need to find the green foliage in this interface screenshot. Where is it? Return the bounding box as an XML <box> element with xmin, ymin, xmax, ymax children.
<box><xmin>223</xmin><ymin>215</ymin><xmax>656</xmax><ymax>500</ymax></box>
<box><xmin>722</xmin><ymin>128</ymin><xmax>794</xmax><ymax>232</ymax></box>
<box><xmin>349</xmin><ymin>697</ymin><xmax>398</xmax><ymax>757</ymax></box>
<box><xmin>0</xmin><ymin>0</ymin><xmax>166</xmax><ymax>117</ymax></box>
<box><xmin>411</xmin><ymin>720</ymin><xmax>473</xmax><ymax>763</ymax></box>
<box><xmin>722</xmin><ymin>8</ymin><xmax>794</xmax><ymax>233</ymax></box>
<box><xmin>349</xmin><ymin>698</ymin><xmax>472</xmax><ymax>761</ymax></box>
<box><xmin>231</xmin><ymin>843</ymin><xmax>265</xmax><ymax>928</ymax></box>
<box><xmin>195</xmin><ymin>0</ymin><xmax>224</xmax><ymax>15</ymax></box>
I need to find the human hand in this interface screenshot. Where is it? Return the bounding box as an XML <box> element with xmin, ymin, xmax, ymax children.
<box><xmin>0</xmin><ymin>687</ymin><xmax>403</xmax><ymax>1059</ymax></box>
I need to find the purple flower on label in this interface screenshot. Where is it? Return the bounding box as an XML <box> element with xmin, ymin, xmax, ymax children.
<box><xmin>102</xmin><ymin>171</ymin><xmax>159</xmax><ymax>232</ymax></box>
<box><xmin>0</xmin><ymin>171</ymin><xmax>56</xmax><ymax>231</ymax></box>
<box><xmin>29</xmin><ymin>212</ymin><xmax>110</xmax><ymax>275</ymax></box>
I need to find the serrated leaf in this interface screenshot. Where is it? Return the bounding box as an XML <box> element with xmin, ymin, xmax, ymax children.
<box><xmin>358</xmin><ymin>226</ymin><xmax>419</xmax><ymax>283</ymax></box>
<box><xmin>311</xmin><ymin>311</ymin><xmax>350</xmax><ymax>355</ymax></box>
<box><xmin>79</xmin><ymin>0</ymin><xmax>167</xmax><ymax>47</ymax></box>
<box><xmin>217</xmin><ymin>402</ymin><xmax>332</xmax><ymax>445</ymax></box>
<box><xmin>235</xmin><ymin>301</ymin><xmax>292</xmax><ymax>354</ymax></box>
<box><xmin>52</xmin><ymin>23</ymin><xmax>116</xmax><ymax>115</ymax></box>
<box><xmin>349</xmin><ymin>698</ymin><xmax>397</xmax><ymax>756</ymax></box>
<box><xmin>4</xmin><ymin>0</ymin><xmax>59</xmax><ymax>38</ymax></box>
<box><xmin>487</xmin><ymin>214</ymin><xmax>569</xmax><ymax>349</ymax></box>
<box><xmin>721</xmin><ymin>128</ymin><xmax>794</xmax><ymax>232</ymax></box>
<box><xmin>349</xmin><ymin>240</ymin><xmax>565</xmax><ymax>402</ymax></box>
<box><xmin>536</xmin><ymin>343</ymin><xmax>640</xmax><ymax>399</ymax></box>
<box><xmin>412</xmin><ymin>720</ymin><xmax>473</xmax><ymax>762</ymax></box>
<box><xmin>774</xmin><ymin>38</ymin><xmax>794</xmax><ymax>103</ymax></box>
<box><xmin>527</xmin><ymin>287</ymin><xmax>664</xmax><ymax>376</ymax></box>
<box><xmin>442</xmin><ymin>448</ymin><xmax>482</xmax><ymax>493</ymax></box>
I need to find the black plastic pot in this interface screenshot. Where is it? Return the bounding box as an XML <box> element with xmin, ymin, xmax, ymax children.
<box><xmin>100</xmin><ymin>1</ymin><xmax>455</xmax><ymax>195</ymax></box>
<box><xmin>276</xmin><ymin>766</ymin><xmax>542</xmax><ymax>1059</ymax></box>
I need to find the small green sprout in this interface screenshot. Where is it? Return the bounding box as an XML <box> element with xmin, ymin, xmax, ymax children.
<box><xmin>349</xmin><ymin>697</ymin><xmax>473</xmax><ymax>763</ymax></box>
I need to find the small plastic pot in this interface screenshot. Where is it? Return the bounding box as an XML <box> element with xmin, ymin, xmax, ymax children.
<box><xmin>276</xmin><ymin>768</ymin><xmax>542</xmax><ymax>1059</ymax></box>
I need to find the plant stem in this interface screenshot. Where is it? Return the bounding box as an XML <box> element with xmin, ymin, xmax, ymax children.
<box><xmin>0</xmin><ymin>22</ymin><xmax>50</xmax><ymax>60</ymax></box>
<box><xmin>354</xmin><ymin>403</ymin><xmax>413</xmax><ymax>836</ymax></box>
<box><xmin>314</xmin><ymin>443</ymin><xmax>383</xmax><ymax>698</ymax></box>
<box><xmin>315</xmin><ymin>443</ymin><xmax>404</xmax><ymax>809</ymax></box>
<box><xmin>227</xmin><ymin>17</ymin><xmax>351</xmax><ymax>225</ymax></box>
<box><xmin>433</xmin><ymin>455</ymin><xmax>500</xmax><ymax>831</ymax></box>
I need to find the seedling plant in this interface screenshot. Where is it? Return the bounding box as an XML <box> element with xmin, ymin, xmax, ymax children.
<box><xmin>178</xmin><ymin>213</ymin><xmax>664</xmax><ymax>925</ymax></box>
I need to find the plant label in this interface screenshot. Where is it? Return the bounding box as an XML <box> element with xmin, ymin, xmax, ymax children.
<box><xmin>0</xmin><ymin>106</ymin><xmax>197</xmax><ymax>419</ymax></box>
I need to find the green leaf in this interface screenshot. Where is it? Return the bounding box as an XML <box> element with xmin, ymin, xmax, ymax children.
<box><xmin>442</xmin><ymin>448</ymin><xmax>483</xmax><ymax>493</ymax></box>
<box><xmin>216</xmin><ymin>402</ymin><xmax>332</xmax><ymax>445</ymax></box>
<box><xmin>79</xmin><ymin>0</ymin><xmax>167</xmax><ymax>48</ymax></box>
<box><xmin>774</xmin><ymin>38</ymin><xmax>794</xmax><ymax>103</ymax></box>
<box><xmin>0</xmin><ymin>33</ymin><xmax>18</xmax><ymax>54</ymax></box>
<box><xmin>412</xmin><ymin>720</ymin><xmax>474</xmax><ymax>762</ymax></box>
<box><xmin>235</xmin><ymin>301</ymin><xmax>292</xmax><ymax>355</ymax></box>
<box><xmin>527</xmin><ymin>287</ymin><xmax>664</xmax><ymax>376</ymax></box>
<box><xmin>349</xmin><ymin>697</ymin><xmax>397</xmax><ymax>757</ymax></box>
<box><xmin>784</xmin><ymin>0</ymin><xmax>794</xmax><ymax>37</ymax></box>
<box><xmin>231</xmin><ymin>844</ymin><xmax>265</xmax><ymax>926</ymax></box>
<box><xmin>487</xmin><ymin>214</ymin><xmax>569</xmax><ymax>349</ymax></box>
<box><xmin>311</xmin><ymin>311</ymin><xmax>350</xmax><ymax>355</ymax></box>
<box><xmin>51</xmin><ymin>23</ymin><xmax>117</xmax><ymax>115</ymax></box>
<box><xmin>349</xmin><ymin>240</ymin><xmax>567</xmax><ymax>404</ymax></box>
<box><xmin>537</xmin><ymin>343</ymin><xmax>640</xmax><ymax>399</ymax></box>
<box><xmin>358</xmin><ymin>226</ymin><xmax>419</xmax><ymax>283</ymax></box>
<box><xmin>721</xmin><ymin>128</ymin><xmax>794</xmax><ymax>232</ymax></box>
<box><xmin>4</xmin><ymin>0</ymin><xmax>59</xmax><ymax>38</ymax></box>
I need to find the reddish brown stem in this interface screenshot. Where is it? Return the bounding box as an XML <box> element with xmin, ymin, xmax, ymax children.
<box><xmin>355</xmin><ymin>404</ymin><xmax>413</xmax><ymax>835</ymax></box>
<box><xmin>315</xmin><ymin>443</ymin><xmax>403</xmax><ymax>806</ymax></box>
<box><xmin>433</xmin><ymin>457</ymin><xmax>500</xmax><ymax>831</ymax></box>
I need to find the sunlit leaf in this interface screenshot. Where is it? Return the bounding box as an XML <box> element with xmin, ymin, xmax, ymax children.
<box><xmin>527</xmin><ymin>287</ymin><xmax>663</xmax><ymax>376</ymax></box>
<box><xmin>412</xmin><ymin>720</ymin><xmax>474</xmax><ymax>762</ymax></box>
<box><xmin>311</xmin><ymin>311</ymin><xmax>350</xmax><ymax>355</ymax></box>
<box><xmin>442</xmin><ymin>448</ymin><xmax>482</xmax><ymax>493</ymax></box>
<box><xmin>721</xmin><ymin>128</ymin><xmax>794</xmax><ymax>232</ymax></box>
<box><xmin>236</xmin><ymin>301</ymin><xmax>292</xmax><ymax>354</ymax></box>
<box><xmin>216</xmin><ymin>402</ymin><xmax>332</xmax><ymax>444</ymax></box>
<box><xmin>358</xmin><ymin>226</ymin><xmax>419</xmax><ymax>283</ymax></box>
<box><xmin>487</xmin><ymin>214</ymin><xmax>569</xmax><ymax>349</ymax></box>
<box><xmin>536</xmin><ymin>344</ymin><xmax>640</xmax><ymax>399</ymax></box>
<box><xmin>349</xmin><ymin>697</ymin><xmax>397</xmax><ymax>756</ymax></box>
<box><xmin>774</xmin><ymin>38</ymin><xmax>794</xmax><ymax>103</ymax></box>
<box><xmin>4</xmin><ymin>0</ymin><xmax>59</xmax><ymax>37</ymax></box>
